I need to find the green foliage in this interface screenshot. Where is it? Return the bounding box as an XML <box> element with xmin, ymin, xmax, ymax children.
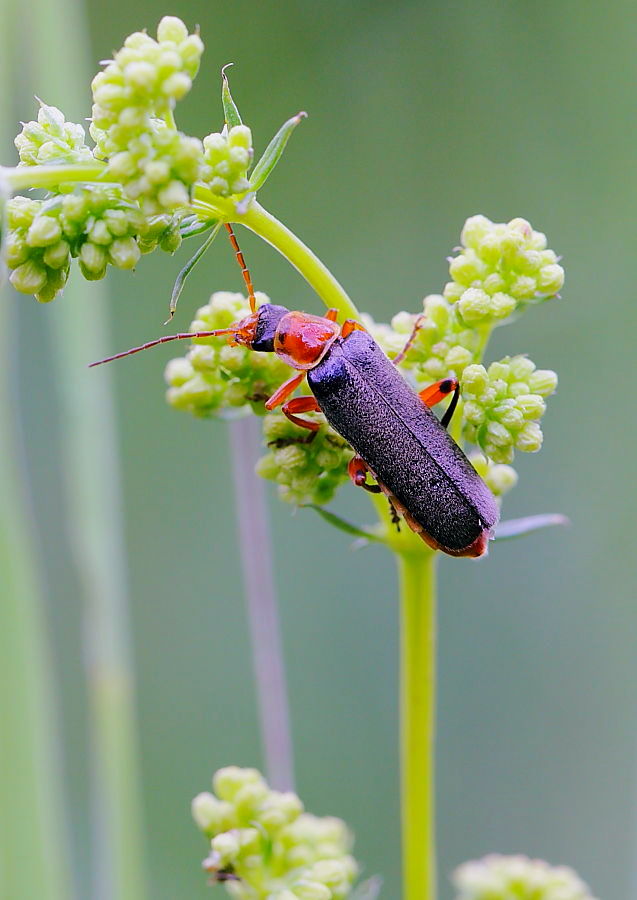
<box><xmin>192</xmin><ymin>766</ymin><xmax>359</xmax><ymax>899</ymax></box>
<box><xmin>462</xmin><ymin>356</ymin><xmax>557</xmax><ymax>464</ymax></box>
<box><xmin>164</xmin><ymin>291</ymin><xmax>290</xmax><ymax>415</ymax></box>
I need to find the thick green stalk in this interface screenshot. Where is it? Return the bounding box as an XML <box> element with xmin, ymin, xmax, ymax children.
<box><xmin>0</xmin><ymin>161</ymin><xmax>106</xmax><ymax>191</ymax></box>
<box><xmin>192</xmin><ymin>190</ymin><xmax>359</xmax><ymax>319</ymax></box>
<box><xmin>397</xmin><ymin>549</ymin><xmax>437</xmax><ymax>900</ymax></box>
<box><xmin>0</xmin><ymin>0</ymin><xmax>73</xmax><ymax>896</ymax></box>
<box><xmin>26</xmin><ymin>1</ymin><xmax>148</xmax><ymax>898</ymax></box>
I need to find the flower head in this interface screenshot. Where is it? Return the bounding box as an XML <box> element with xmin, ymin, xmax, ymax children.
<box><xmin>192</xmin><ymin>766</ymin><xmax>359</xmax><ymax>899</ymax></box>
<box><xmin>453</xmin><ymin>854</ymin><xmax>597</xmax><ymax>900</ymax></box>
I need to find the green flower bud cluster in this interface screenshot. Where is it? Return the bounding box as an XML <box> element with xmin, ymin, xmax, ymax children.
<box><xmin>453</xmin><ymin>854</ymin><xmax>597</xmax><ymax>900</ymax></box>
<box><xmin>6</xmin><ymin>185</ymin><xmax>155</xmax><ymax>301</ymax></box>
<box><xmin>192</xmin><ymin>766</ymin><xmax>358</xmax><ymax>899</ymax></box>
<box><xmin>202</xmin><ymin>124</ymin><xmax>253</xmax><ymax>197</ymax></box>
<box><xmin>469</xmin><ymin>453</ymin><xmax>518</xmax><ymax>499</ymax></box>
<box><xmin>165</xmin><ymin>292</ymin><xmax>290</xmax><ymax>416</ymax></box>
<box><xmin>14</xmin><ymin>103</ymin><xmax>93</xmax><ymax>168</ymax></box>
<box><xmin>462</xmin><ymin>356</ymin><xmax>558</xmax><ymax>464</ymax></box>
<box><xmin>90</xmin><ymin>17</ymin><xmax>205</xmax><ymax>214</ymax></box>
<box><xmin>256</xmin><ymin>413</ymin><xmax>354</xmax><ymax>507</ymax></box>
<box><xmin>364</xmin><ymin>293</ymin><xmax>482</xmax><ymax>388</ymax></box>
<box><xmin>444</xmin><ymin>215</ymin><xmax>564</xmax><ymax>326</ymax></box>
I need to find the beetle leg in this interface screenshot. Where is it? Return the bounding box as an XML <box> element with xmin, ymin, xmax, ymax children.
<box><xmin>348</xmin><ymin>456</ymin><xmax>382</xmax><ymax>493</ymax></box>
<box><xmin>282</xmin><ymin>396</ymin><xmax>322</xmax><ymax>439</ymax></box>
<box><xmin>340</xmin><ymin>319</ymin><xmax>366</xmax><ymax>339</ymax></box>
<box><xmin>265</xmin><ymin>371</ymin><xmax>306</xmax><ymax>411</ymax></box>
<box><xmin>387</xmin><ymin>496</ymin><xmax>402</xmax><ymax>531</ymax></box>
<box><xmin>325</xmin><ymin>308</ymin><xmax>339</xmax><ymax>322</ymax></box>
<box><xmin>419</xmin><ymin>377</ymin><xmax>460</xmax><ymax>429</ymax></box>
<box><xmin>393</xmin><ymin>313</ymin><xmax>426</xmax><ymax>366</ymax></box>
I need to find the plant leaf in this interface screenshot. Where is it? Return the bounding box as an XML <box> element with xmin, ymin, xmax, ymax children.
<box><xmin>165</xmin><ymin>222</ymin><xmax>221</xmax><ymax>323</ymax></box>
<box><xmin>179</xmin><ymin>217</ymin><xmax>217</xmax><ymax>240</ymax></box>
<box><xmin>350</xmin><ymin>877</ymin><xmax>383</xmax><ymax>900</ymax></box>
<box><xmin>494</xmin><ymin>513</ymin><xmax>569</xmax><ymax>541</ymax></box>
<box><xmin>221</xmin><ymin>64</ymin><xmax>242</xmax><ymax>127</ymax></box>
<box><xmin>249</xmin><ymin>111</ymin><xmax>307</xmax><ymax>192</ymax></box>
<box><xmin>303</xmin><ymin>504</ymin><xmax>383</xmax><ymax>543</ymax></box>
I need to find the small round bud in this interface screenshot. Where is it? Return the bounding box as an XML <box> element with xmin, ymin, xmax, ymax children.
<box><xmin>158</xmin><ymin>180</ymin><xmax>189</xmax><ymax>209</ymax></box>
<box><xmin>485</xmin><ymin>463</ymin><xmax>518</xmax><ymax>497</ymax></box>
<box><xmin>228</xmin><ymin>125</ymin><xmax>252</xmax><ymax>149</ymax></box>
<box><xmin>482</xmin><ymin>272</ymin><xmax>506</xmax><ymax>294</ymax></box>
<box><xmin>294</xmin><ymin>881</ymin><xmax>331</xmax><ymax>900</ymax></box>
<box><xmin>460</xmin><ymin>215</ymin><xmax>492</xmax><ymax>249</ymax></box>
<box><xmin>515</xmin><ymin>421</ymin><xmax>543</xmax><ymax>452</ymax></box>
<box><xmin>89</xmin><ymin>219</ymin><xmax>112</xmax><ymax>245</ymax></box>
<box><xmin>529</xmin><ymin>369</ymin><xmax>558</xmax><ymax>397</ymax></box>
<box><xmin>162</xmin><ymin>72</ymin><xmax>192</xmax><ymax>99</ymax></box>
<box><xmin>508</xmin><ymin>356</ymin><xmax>536</xmax><ymax>380</ymax></box>
<box><xmin>157</xmin><ymin>15</ymin><xmax>189</xmax><ymax>44</ymax></box>
<box><xmin>192</xmin><ymin>793</ymin><xmax>236</xmax><ymax>835</ymax></box>
<box><xmin>490</xmin><ymin>292</ymin><xmax>516</xmax><ymax>319</ymax></box>
<box><xmin>5</xmin><ymin>233</ymin><xmax>29</xmax><ymax>267</ymax></box>
<box><xmin>210</xmin><ymin>831</ymin><xmax>240</xmax><ymax>866</ymax></box>
<box><xmin>10</xmin><ymin>260</ymin><xmax>47</xmax><ymax>294</ymax></box>
<box><xmin>26</xmin><ymin>215</ymin><xmax>62</xmax><ymax>247</ymax></box>
<box><xmin>515</xmin><ymin>393</ymin><xmax>546</xmax><ymax>419</ymax></box>
<box><xmin>108</xmin><ymin>237</ymin><xmax>141</xmax><ymax>269</ymax></box>
<box><xmin>461</xmin><ymin>365</ymin><xmax>488</xmax><ymax>397</ymax></box>
<box><xmin>458</xmin><ymin>288</ymin><xmax>490</xmax><ymax>324</ymax></box>
<box><xmin>443</xmin><ymin>281</ymin><xmax>465</xmax><ymax>303</ymax></box>
<box><xmin>509</xmin><ymin>275</ymin><xmax>537</xmax><ymax>299</ymax></box>
<box><xmin>79</xmin><ymin>242</ymin><xmax>107</xmax><ymax>274</ymax></box>
<box><xmin>448</xmin><ymin>250</ymin><xmax>484</xmax><ymax>286</ymax></box>
<box><xmin>43</xmin><ymin>240</ymin><xmax>70</xmax><ymax>269</ymax></box>
<box><xmin>213</xmin><ymin>766</ymin><xmax>264</xmax><ymax>803</ymax></box>
<box><xmin>537</xmin><ymin>263</ymin><xmax>564</xmax><ymax>294</ymax></box>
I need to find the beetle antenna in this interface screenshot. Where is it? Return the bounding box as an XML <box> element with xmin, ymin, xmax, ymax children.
<box><xmin>393</xmin><ymin>313</ymin><xmax>426</xmax><ymax>366</ymax></box>
<box><xmin>88</xmin><ymin>328</ymin><xmax>238</xmax><ymax>367</ymax></box>
<box><xmin>225</xmin><ymin>223</ymin><xmax>257</xmax><ymax>313</ymax></box>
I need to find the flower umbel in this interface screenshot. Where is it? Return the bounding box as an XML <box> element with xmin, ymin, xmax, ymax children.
<box><xmin>192</xmin><ymin>766</ymin><xmax>359</xmax><ymax>899</ymax></box>
<box><xmin>453</xmin><ymin>854</ymin><xmax>598</xmax><ymax>900</ymax></box>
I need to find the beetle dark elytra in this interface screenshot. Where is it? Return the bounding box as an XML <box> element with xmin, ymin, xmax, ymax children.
<box><xmin>91</xmin><ymin>225</ymin><xmax>499</xmax><ymax>557</ymax></box>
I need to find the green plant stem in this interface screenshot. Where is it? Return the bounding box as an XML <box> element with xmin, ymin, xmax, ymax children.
<box><xmin>0</xmin><ymin>1</ymin><xmax>73</xmax><ymax>896</ymax></box>
<box><xmin>192</xmin><ymin>189</ymin><xmax>359</xmax><ymax>319</ymax></box>
<box><xmin>26</xmin><ymin>1</ymin><xmax>148</xmax><ymax>898</ymax></box>
<box><xmin>397</xmin><ymin>549</ymin><xmax>437</xmax><ymax>900</ymax></box>
<box><xmin>0</xmin><ymin>161</ymin><xmax>106</xmax><ymax>190</ymax></box>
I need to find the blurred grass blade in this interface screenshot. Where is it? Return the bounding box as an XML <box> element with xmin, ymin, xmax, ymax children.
<box><xmin>222</xmin><ymin>64</ymin><xmax>242</xmax><ymax>127</ymax></box>
<box><xmin>0</xmin><ymin>0</ymin><xmax>73</xmax><ymax>895</ymax></box>
<box><xmin>250</xmin><ymin>111</ymin><xmax>307</xmax><ymax>192</ymax></box>
<box><xmin>495</xmin><ymin>513</ymin><xmax>569</xmax><ymax>541</ymax></box>
<box><xmin>167</xmin><ymin>221</ymin><xmax>222</xmax><ymax>322</ymax></box>
<box><xmin>304</xmin><ymin>504</ymin><xmax>383</xmax><ymax>542</ymax></box>
<box><xmin>230</xmin><ymin>416</ymin><xmax>295</xmax><ymax>791</ymax></box>
<box><xmin>28</xmin><ymin>1</ymin><xmax>149</xmax><ymax>898</ymax></box>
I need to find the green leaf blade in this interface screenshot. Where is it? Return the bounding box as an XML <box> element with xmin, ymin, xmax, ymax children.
<box><xmin>221</xmin><ymin>64</ymin><xmax>242</xmax><ymax>127</ymax></box>
<box><xmin>249</xmin><ymin>111</ymin><xmax>307</xmax><ymax>192</ymax></box>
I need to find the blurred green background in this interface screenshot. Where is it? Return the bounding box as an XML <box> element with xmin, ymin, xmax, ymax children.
<box><xmin>4</xmin><ymin>1</ymin><xmax>637</xmax><ymax>898</ymax></box>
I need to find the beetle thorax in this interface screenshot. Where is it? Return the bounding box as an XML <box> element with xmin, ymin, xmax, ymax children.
<box><xmin>273</xmin><ymin>311</ymin><xmax>340</xmax><ymax>370</ymax></box>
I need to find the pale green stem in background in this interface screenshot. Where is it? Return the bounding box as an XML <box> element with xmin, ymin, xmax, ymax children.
<box><xmin>229</xmin><ymin>416</ymin><xmax>295</xmax><ymax>791</ymax></box>
<box><xmin>26</xmin><ymin>0</ymin><xmax>148</xmax><ymax>897</ymax></box>
<box><xmin>0</xmin><ymin>0</ymin><xmax>73</xmax><ymax>897</ymax></box>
